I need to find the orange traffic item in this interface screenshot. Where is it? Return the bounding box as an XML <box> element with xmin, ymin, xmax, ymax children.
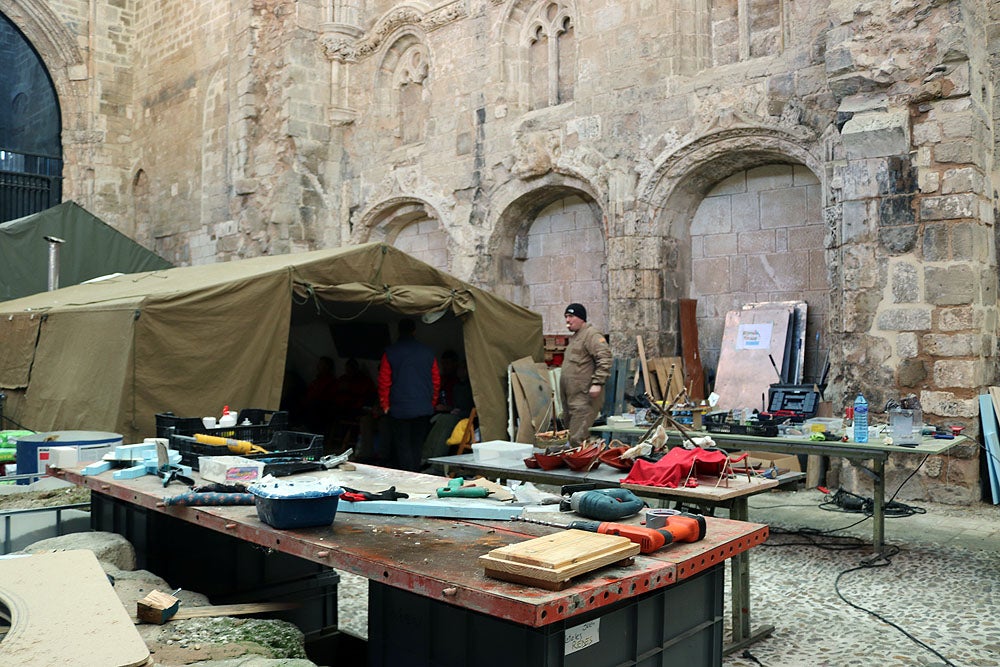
<box><xmin>192</xmin><ymin>433</ymin><xmax>268</xmax><ymax>455</ymax></box>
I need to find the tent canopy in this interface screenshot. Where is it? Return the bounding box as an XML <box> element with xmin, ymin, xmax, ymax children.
<box><xmin>0</xmin><ymin>243</ymin><xmax>543</xmax><ymax>442</ymax></box>
<box><xmin>0</xmin><ymin>201</ymin><xmax>173</xmax><ymax>301</ymax></box>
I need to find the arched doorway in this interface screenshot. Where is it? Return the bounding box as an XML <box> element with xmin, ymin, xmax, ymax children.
<box><xmin>0</xmin><ymin>11</ymin><xmax>62</xmax><ymax>222</ymax></box>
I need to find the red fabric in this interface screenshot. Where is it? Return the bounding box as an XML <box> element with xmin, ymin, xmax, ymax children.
<box><xmin>377</xmin><ymin>353</ymin><xmax>392</xmax><ymax>412</ymax></box>
<box><xmin>621</xmin><ymin>447</ymin><xmax>730</xmax><ymax>488</ymax></box>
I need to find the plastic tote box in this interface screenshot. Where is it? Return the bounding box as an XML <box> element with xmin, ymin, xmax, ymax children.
<box><xmin>248</xmin><ymin>477</ymin><xmax>344</xmax><ymax>529</ymax></box>
<box><xmin>472</xmin><ymin>440</ymin><xmax>534</xmax><ymax>465</ymax></box>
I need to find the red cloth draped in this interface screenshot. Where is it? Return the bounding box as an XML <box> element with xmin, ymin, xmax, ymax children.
<box><xmin>621</xmin><ymin>447</ymin><xmax>729</xmax><ymax>488</ymax></box>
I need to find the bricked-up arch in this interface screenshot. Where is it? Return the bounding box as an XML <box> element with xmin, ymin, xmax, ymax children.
<box><xmin>498</xmin><ymin>0</ymin><xmax>577</xmax><ymax>113</ymax></box>
<box><xmin>486</xmin><ymin>176</ymin><xmax>607</xmax><ymax>333</ymax></box>
<box><xmin>374</xmin><ymin>32</ymin><xmax>430</xmax><ymax>148</ymax></box>
<box><xmin>0</xmin><ymin>1</ymin><xmax>86</xmax><ymax>203</ymax></box>
<box><xmin>641</xmin><ymin>126</ymin><xmax>830</xmax><ymax>386</ymax></box>
<box><xmin>356</xmin><ymin>197</ymin><xmax>449</xmax><ymax>271</ymax></box>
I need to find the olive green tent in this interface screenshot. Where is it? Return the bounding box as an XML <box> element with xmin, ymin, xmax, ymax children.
<box><xmin>0</xmin><ymin>243</ymin><xmax>543</xmax><ymax>442</ymax></box>
<box><xmin>0</xmin><ymin>201</ymin><xmax>173</xmax><ymax>301</ymax></box>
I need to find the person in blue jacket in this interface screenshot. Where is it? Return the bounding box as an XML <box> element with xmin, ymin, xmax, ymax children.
<box><xmin>377</xmin><ymin>318</ymin><xmax>441</xmax><ymax>471</ymax></box>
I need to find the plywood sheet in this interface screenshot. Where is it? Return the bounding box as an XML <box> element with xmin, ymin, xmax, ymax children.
<box><xmin>713</xmin><ymin>303</ymin><xmax>796</xmax><ymax>412</ymax></box>
<box><xmin>0</xmin><ymin>550</ymin><xmax>150</xmax><ymax>667</ymax></box>
<box><xmin>480</xmin><ymin>529</ymin><xmax>639</xmax><ymax>587</ymax></box>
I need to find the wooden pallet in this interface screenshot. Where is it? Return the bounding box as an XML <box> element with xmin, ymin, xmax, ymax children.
<box><xmin>480</xmin><ymin>529</ymin><xmax>640</xmax><ymax>590</ymax></box>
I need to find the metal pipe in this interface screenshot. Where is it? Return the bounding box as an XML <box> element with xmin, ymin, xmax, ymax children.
<box><xmin>44</xmin><ymin>235</ymin><xmax>65</xmax><ymax>291</ymax></box>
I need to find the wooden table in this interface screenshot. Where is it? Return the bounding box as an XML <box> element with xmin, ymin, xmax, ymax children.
<box><xmin>428</xmin><ymin>453</ymin><xmax>784</xmax><ymax>654</ymax></box>
<box><xmin>53</xmin><ymin>461</ymin><xmax>767</xmax><ymax>666</ymax></box>
<box><xmin>591</xmin><ymin>425</ymin><xmax>968</xmax><ymax>556</ymax></box>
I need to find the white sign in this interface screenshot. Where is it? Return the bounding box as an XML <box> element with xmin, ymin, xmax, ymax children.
<box><xmin>564</xmin><ymin>618</ymin><xmax>600</xmax><ymax>655</ymax></box>
<box><xmin>736</xmin><ymin>323</ymin><xmax>773</xmax><ymax>350</ymax></box>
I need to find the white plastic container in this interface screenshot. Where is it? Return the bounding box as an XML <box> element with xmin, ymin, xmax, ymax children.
<box><xmin>472</xmin><ymin>440</ymin><xmax>534</xmax><ymax>466</ymax></box>
<box><xmin>199</xmin><ymin>455</ymin><xmax>266</xmax><ymax>484</ymax></box>
<box><xmin>804</xmin><ymin>417</ymin><xmax>845</xmax><ymax>437</ymax></box>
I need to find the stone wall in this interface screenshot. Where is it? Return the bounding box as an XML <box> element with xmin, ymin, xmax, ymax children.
<box><xmin>3</xmin><ymin>0</ymin><xmax>997</xmax><ymax>503</ymax></box>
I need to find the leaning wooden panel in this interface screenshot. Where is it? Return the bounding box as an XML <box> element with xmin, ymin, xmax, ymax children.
<box><xmin>0</xmin><ymin>549</ymin><xmax>150</xmax><ymax>667</ymax></box>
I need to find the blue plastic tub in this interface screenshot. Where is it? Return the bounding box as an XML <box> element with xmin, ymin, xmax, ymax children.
<box><xmin>247</xmin><ymin>478</ymin><xmax>344</xmax><ymax>529</ymax></box>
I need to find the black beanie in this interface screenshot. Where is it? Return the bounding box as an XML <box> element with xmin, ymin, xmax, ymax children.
<box><xmin>564</xmin><ymin>303</ymin><xmax>587</xmax><ymax>321</ymax></box>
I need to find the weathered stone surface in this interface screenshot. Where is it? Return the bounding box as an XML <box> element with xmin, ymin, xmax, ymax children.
<box><xmin>925</xmin><ymin>265</ymin><xmax>976</xmax><ymax>305</ymax></box>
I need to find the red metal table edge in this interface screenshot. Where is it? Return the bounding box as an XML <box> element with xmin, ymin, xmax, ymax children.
<box><xmin>54</xmin><ymin>466</ymin><xmax>763</xmax><ymax>628</ymax></box>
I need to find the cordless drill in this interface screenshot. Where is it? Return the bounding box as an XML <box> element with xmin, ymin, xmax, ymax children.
<box><xmin>514</xmin><ymin>512</ymin><xmax>706</xmax><ymax>554</ymax></box>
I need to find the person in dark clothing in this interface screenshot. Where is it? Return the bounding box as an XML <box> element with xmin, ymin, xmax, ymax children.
<box><xmin>378</xmin><ymin>319</ymin><xmax>440</xmax><ymax>471</ymax></box>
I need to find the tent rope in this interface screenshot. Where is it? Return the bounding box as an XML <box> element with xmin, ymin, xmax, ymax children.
<box><xmin>291</xmin><ymin>281</ymin><xmax>377</xmax><ymax>321</ymax></box>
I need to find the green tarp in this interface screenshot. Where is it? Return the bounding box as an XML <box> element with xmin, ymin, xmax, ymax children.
<box><xmin>0</xmin><ymin>243</ymin><xmax>543</xmax><ymax>442</ymax></box>
<box><xmin>0</xmin><ymin>201</ymin><xmax>172</xmax><ymax>301</ymax></box>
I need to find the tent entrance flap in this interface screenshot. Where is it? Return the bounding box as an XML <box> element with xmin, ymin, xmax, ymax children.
<box><xmin>294</xmin><ymin>281</ymin><xmax>475</xmax><ymax>317</ymax></box>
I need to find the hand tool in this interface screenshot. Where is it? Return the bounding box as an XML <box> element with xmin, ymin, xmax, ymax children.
<box><xmin>172</xmin><ymin>433</ymin><xmax>269</xmax><ymax>455</ymax></box>
<box><xmin>559</xmin><ymin>488</ymin><xmax>644</xmax><ymax>521</ymax></box>
<box><xmin>436</xmin><ymin>477</ymin><xmax>491</xmax><ymax>498</ymax></box>
<box><xmin>513</xmin><ymin>512</ymin><xmax>706</xmax><ymax>554</ymax></box>
<box><xmin>341</xmin><ymin>486</ymin><xmax>409</xmax><ymax>502</ymax></box>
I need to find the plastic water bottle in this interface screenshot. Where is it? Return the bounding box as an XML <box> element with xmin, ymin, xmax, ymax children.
<box><xmin>853</xmin><ymin>394</ymin><xmax>869</xmax><ymax>443</ymax></box>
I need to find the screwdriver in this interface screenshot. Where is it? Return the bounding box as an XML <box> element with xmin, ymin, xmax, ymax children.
<box><xmin>512</xmin><ymin>514</ymin><xmax>706</xmax><ymax>554</ymax></box>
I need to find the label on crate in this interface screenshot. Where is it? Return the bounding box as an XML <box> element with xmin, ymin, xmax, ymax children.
<box><xmin>564</xmin><ymin>618</ymin><xmax>600</xmax><ymax>655</ymax></box>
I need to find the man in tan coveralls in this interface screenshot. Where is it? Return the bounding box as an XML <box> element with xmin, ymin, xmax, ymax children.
<box><xmin>558</xmin><ymin>303</ymin><xmax>613</xmax><ymax>446</ymax></box>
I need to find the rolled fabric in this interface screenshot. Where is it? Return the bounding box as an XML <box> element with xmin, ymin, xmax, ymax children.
<box><xmin>162</xmin><ymin>492</ymin><xmax>255</xmax><ymax>506</ymax></box>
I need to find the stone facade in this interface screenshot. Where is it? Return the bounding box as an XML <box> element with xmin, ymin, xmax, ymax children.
<box><xmin>3</xmin><ymin>0</ymin><xmax>998</xmax><ymax>503</ymax></box>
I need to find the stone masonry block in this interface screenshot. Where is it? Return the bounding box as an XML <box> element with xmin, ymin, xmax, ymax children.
<box><xmin>925</xmin><ymin>265</ymin><xmax>976</xmax><ymax>305</ymax></box>
<box><xmin>691</xmin><ymin>196</ymin><xmax>733</xmax><ymax>235</ymax></box>
<box><xmin>920</xmin><ymin>391</ymin><xmax>980</xmax><ymax>418</ymax></box>
<box><xmin>897</xmin><ymin>358</ymin><xmax>927</xmax><ymax>387</ymax></box>
<box><xmin>919</xmin><ymin>194</ymin><xmax>976</xmax><ymax>221</ymax></box>
<box><xmin>933</xmin><ymin>359</ymin><xmax>982</xmax><ymax>389</ymax></box>
<box><xmin>703</xmin><ymin>233</ymin><xmax>738</xmax><ymax>256</ymax></box>
<box><xmin>922</xmin><ymin>333</ymin><xmax>982</xmax><ymax>357</ymax></box>
<box><xmin>876</xmin><ymin>307</ymin><xmax>932</xmax><ymax>332</ymax></box>
<box><xmin>941</xmin><ymin>167</ymin><xmax>982</xmax><ymax>195</ymax></box>
<box><xmin>840</xmin><ymin>200</ymin><xmax>871</xmax><ymax>243</ymax></box>
<box><xmin>738</xmin><ymin>229</ymin><xmax>776</xmax><ymax>254</ymax></box>
<box><xmin>897</xmin><ymin>331</ymin><xmax>919</xmax><ymax>358</ymax></box>
<box><xmin>938</xmin><ymin>306</ymin><xmax>980</xmax><ymax>332</ymax></box>
<box><xmin>692</xmin><ymin>257</ymin><xmax>731</xmax><ymax>295</ymax></box>
<box><xmin>934</xmin><ymin>141</ymin><xmax>977</xmax><ymax>165</ymax></box>
<box><xmin>841</xmin><ymin>110</ymin><xmax>910</xmax><ymax>159</ymax></box>
<box><xmin>891</xmin><ymin>262</ymin><xmax>919</xmax><ymax>303</ymax></box>
<box><xmin>760</xmin><ymin>187</ymin><xmax>807</xmax><ymax>228</ymax></box>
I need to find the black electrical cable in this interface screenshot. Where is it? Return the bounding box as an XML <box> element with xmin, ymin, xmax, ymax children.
<box><xmin>740</xmin><ymin>648</ymin><xmax>765</xmax><ymax>666</ymax></box>
<box><xmin>834</xmin><ymin>550</ymin><xmax>959</xmax><ymax>667</ymax></box>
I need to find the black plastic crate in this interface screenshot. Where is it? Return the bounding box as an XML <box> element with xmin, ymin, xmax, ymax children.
<box><xmin>704</xmin><ymin>422</ymin><xmax>779</xmax><ymax>437</ymax></box>
<box><xmin>171</xmin><ymin>430</ymin><xmax>324</xmax><ymax>470</ymax></box>
<box><xmin>155</xmin><ymin>408</ymin><xmax>288</xmax><ymax>441</ymax></box>
<box><xmin>369</xmin><ymin>565</ymin><xmax>723</xmax><ymax>667</ymax></box>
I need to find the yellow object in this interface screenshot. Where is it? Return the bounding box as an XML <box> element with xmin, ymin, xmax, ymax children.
<box><xmin>193</xmin><ymin>433</ymin><xmax>268</xmax><ymax>455</ymax></box>
<box><xmin>447</xmin><ymin>419</ymin><xmax>470</xmax><ymax>446</ymax></box>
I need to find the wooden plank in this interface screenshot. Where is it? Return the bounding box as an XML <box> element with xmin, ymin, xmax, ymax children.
<box><xmin>659</xmin><ymin>357</ymin><xmax>685</xmax><ymax>401</ymax></box>
<box><xmin>679</xmin><ymin>298</ymin><xmax>706</xmax><ymax>400</ymax></box>
<box><xmin>480</xmin><ymin>530</ymin><xmax>640</xmax><ymax>584</ymax></box>
<box><xmin>713</xmin><ymin>303</ymin><xmax>795</xmax><ymax>412</ymax></box>
<box><xmin>491</xmin><ymin>530</ymin><xmax>635</xmax><ymax>569</ymax></box>
<box><xmin>636</xmin><ymin>335</ymin><xmax>653</xmax><ymax>403</ymax></box>
<box><xmin>0</xmin><ymin>550</ymin><xmax>150</xmax><ymax>667</ymax></box>
<box><xmin>171</xmin><ymin>602</ymin><xmax>299</xmax><ymax>620</ymax></box>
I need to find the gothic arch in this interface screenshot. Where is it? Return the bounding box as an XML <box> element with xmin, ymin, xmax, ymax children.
<box><xmin>496</xmin><ymin>0</ymin><xmax>578</xmax><ymax>112</ymax></box>
<box><xmin>354</xmin><ymin>196</ymin><xmax>449</xmax><ymax>270</ymax></box>
<box><xmin>373</xmin><ymin>30</ymin><xmax>431</xmax><ymax>144</ymax></box>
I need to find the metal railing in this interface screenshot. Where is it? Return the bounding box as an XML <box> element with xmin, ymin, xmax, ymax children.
<box><xmin>0</xmin><ymin>149</ymin><xmax>63</xmax><ymax>222</ymax></box>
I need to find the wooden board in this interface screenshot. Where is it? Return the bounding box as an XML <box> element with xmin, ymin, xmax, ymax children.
<box><xmin>0</xmin><ymin>550</ymin><xmax>150</xmax><ymax>667</ymax></box>
<box><xmin>650</xmin><ymin>357</ymin><xmax>685</xmax><ymax>404</ymax></box>
<box><xmin>713</xmin><ymin>303</ymin><xmax>795</xmax><ymax>412</ymax></box>
<box><xmin>480</xmin><ymin>529</ymin><xmax>640</xmax><ymax>588</ymax></box>
<box><xmin>981</xmin><ymin>392</ymin><xmax>1000</xmax><ymax>504</ymax></box>
<box><xmin>679</xmin><ymin>298</ymin><xmax>706</xmax><ymax>400</ymax></box>
<box><xmin>171</xmin><ymin>601</ymin><xmax>299</xmax><ymax>620</ymax></box>
<box><xmin>636</xmin><ymin>335</ymin><xmax>655</xmax><ymax>401</ymax></box>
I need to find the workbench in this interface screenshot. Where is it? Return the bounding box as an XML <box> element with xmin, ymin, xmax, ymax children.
<box><xmin>53</xmin><ymin>461</ymin><xmax>767</xmax><ymax>667</ymax></box>
<box><xmin>591</xmin><ymin>424</ymin><xmax>968</xmax><ymax>556</ymax></box>
<box><xmin>428</xmin><ymin>453</ymin><xmax>786</xmax><ymax>654</ymax></box>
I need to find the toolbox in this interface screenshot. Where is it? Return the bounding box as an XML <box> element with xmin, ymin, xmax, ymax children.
<box><xmin>171</xmin><ymin>430</ymin><xmax>324</xmax><ymax>470</ymax></box>
<box><xmin>764</xmin><ymin>384</ymin><xmax>821</xmax><ymax>421</ymax></box>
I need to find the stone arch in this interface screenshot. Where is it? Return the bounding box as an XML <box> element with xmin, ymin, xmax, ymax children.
<box><xmin>485</xmin><ymin>173</ymin><xmax>607</xmax><ymax>332</ymax></box>
<box><xmin>354</xmin><ymin>196</ymin><xmax>450</xmax><ymax>270</ymax></box>
<box><xmin>641</xmin><ymin>126</ymin><xmax>831</xmax><ymax>386</ymax></box>
<box><xmin>1</xmin><ymin>1</ymin><xmax>89</xmax><ymax>200</ymax></box>
<box><xmin>497</xmin><ymin>0</ymin><xmax>578</xmax><ymax>112</ymax></box>
<box><xmin>373</xmin><ymin>30</ymin><xmax>431</xmax><ymax>147</ymax></box>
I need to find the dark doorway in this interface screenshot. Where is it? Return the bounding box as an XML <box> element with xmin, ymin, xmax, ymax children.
<box><xmin>0</xmin><ymin>13</ymin><xmax>63</xmax><ymax>222</ymax></box>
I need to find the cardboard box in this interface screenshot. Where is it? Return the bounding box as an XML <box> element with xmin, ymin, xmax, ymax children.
<box><xmin>199</xmin><ymin>456</ymin><xmax>266</xmax><ymax>484</ymax></box>
<box><xmin>472</xmin><ymin>440</ymin><xmax>533</xmax><ymax>466</ymax></box>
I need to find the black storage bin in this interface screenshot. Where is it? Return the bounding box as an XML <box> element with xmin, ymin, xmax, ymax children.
<box><xmin>369</xmin><ymin>565</ymin><xmax>724</xmax><ymax>667</ymax></box>
<box><xmin>155</xmin><ymin>408</ymin><xmax>289</xmax><ymax>440</ymax></box>
<box><xmin>171</xmin><ymin>430</ymin><xmax>324</xmax><ymax>470</ymax></box>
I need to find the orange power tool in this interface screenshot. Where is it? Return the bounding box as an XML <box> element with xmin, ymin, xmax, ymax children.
<box><xmin>513</xmin><ymin>513</ymin><xmax>706</xmax><ymax>554</ymax></box>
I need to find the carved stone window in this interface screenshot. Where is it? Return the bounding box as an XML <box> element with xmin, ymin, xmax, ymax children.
<box><xmin>392</xmin><ymin>44</ymin><xmax>429</xmax><ymax>145</ymax></box>
<box><xmin>711</xmin><ymin>0</ymin><xmax>786</xmax><ymax>66</ymax></box>
<box><xmin>524</xmin><ymin>2</ymin><xmax>574</xmax><ymax>110</ymax></box>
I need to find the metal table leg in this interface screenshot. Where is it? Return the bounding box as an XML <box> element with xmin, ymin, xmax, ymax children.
<box><xmin>873</xmin><ymin>458</ymin><xmax>885</xmax><ymax>555</ymax></box>
<box><xmin>723</xmin><ymin>498</ymin><xmax>774</xmax><ymax>655</ymax></box>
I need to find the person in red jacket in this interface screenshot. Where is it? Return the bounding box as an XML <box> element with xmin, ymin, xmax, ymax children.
<box><xmin>378</xmin><ymin>319</ymin><xmax>440</xmax><ymax>471</ymax></box>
